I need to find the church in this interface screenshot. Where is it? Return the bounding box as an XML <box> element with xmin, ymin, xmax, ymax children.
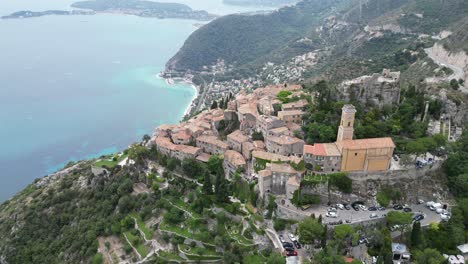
<box><xmin>304</xmin><ymin>105</ymin><xmax>395</xmax><ymax>173</ymax></box>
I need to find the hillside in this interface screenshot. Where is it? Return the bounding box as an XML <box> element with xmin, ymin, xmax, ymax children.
<box><xmin>223</xmin><ymin>0</ymin><xmax>297</xmax><ymax>6</ymax></box>
<box><xmin>166</xmin><ymin>0</ymin><xmax>468</xmax><ymax>82</ymax></box>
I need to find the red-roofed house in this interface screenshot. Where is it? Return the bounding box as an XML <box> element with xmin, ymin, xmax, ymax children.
<box><xmin>303</xmin><ymin>143</ymin><xmax>342</xmax><ymax>173</ymax></box>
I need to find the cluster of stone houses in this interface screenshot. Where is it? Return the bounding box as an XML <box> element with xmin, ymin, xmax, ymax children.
<box><xmin>152</xmin><ymin>84</ymin><xmax>307</xmax><ymax>182</ymax></box>
<box><xmin>153</xmin><ymin>84</ymin><xmax>395</xmax><ymax>202</ymax></box>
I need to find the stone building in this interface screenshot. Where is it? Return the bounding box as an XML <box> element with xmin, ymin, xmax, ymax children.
<box><xmin>195</xmin><ymin>135</ymin><xmax>229</xmax><ymax>155</ymax></box>
<box><xmin>281</xmin><ymin>99</ymin><xmax>308</xmax><ymax>111</ymax></box>
<box><xmin>155</xmin><ymin>137</ymin><xmax>201</xmax><ymax>160</ymax></box>
<box><xmin>304</xmin><ymin>105</ymin><xmax>395</xmax><ymax>173</ymax></box>
<box><xmin>303</xmin><ymin>143</ymin><xmax>342</xmax><ymax>173</ymax></box>
<box><xmin>223</xmin><ymin>150</ymin><xmax>246</xmax><ymax>179</ymax></box>
<box><xmin>227</xmin><ymin>130</ymin><xmax>249</xmax><ymax>152</ymax></box>
<box><xmin>278</xmin><ymin>110</ymin><xmax>304</xmax><ymax>126</ymax></box>
<box><xmin>256</xmin><ymin>115</ymin><xmax>285</xmax><ymax>137</ymax></box>
<box><xmin>265</xmin><ymin>135</ymin><xmax>305</xmax><ymax>156</ymax></box>
<box><xmin>258</xmin><ymin>163</ymin><xmax>302</xmax><ymax>198</ymax></box>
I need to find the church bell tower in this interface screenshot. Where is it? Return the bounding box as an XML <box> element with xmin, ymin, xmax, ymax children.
<box><xmin>337</xmin><ymin>104</ymin><xmax>356</xmax><ymax>144</ymax></box>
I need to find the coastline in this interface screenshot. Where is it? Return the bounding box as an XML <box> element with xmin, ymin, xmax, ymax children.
<box><xmin>156</xmin><ymin>72</ymin><xmax>200</xmax><ymax>117</ymax></box>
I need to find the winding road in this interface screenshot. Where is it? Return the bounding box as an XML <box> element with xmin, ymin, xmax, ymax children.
<box><xmin>425</xmin><ymin>46</ymin><xmax>467</xmax><ymax>93</ymax></box>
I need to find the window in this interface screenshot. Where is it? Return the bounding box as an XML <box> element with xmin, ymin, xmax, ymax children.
<box><xmin>348</xmin><ymin>122</ymin><xmax>351</xmax><ymax>127</ymax></box>
<box><xmin>355</xmin><ymin>153</ymin><xmax>358</xmax><ymax>156</ymax></box>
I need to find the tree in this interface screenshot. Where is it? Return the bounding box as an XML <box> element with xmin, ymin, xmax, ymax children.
<box><xmin>410</xmin><ymin>221</ymin><xmax>424</xmax><ymax>250</ymax></box>
<box><xmin>334</xmin><ymin>224</ymin><xmax>355</xmax><ymax>241</ymax></box>
<box><xmin>386</xmin><ymin>211</ymin><xmax>412</xmax><ymax>241</ymax></box>
<box><xmin>164</xmin><ymin>208</ymin><xmax>185</xmax><ymax>225</ymax></box>
<box><xmin>415</xmin><ymin>248</ymin><xmax>445</xmax><ymax>264</ymax></box>
<box><xmin>211</xmin><ymin>100</ymin><xmax>218</xmax><ymax>109</ymax></box>
<box><xmin>182</xmin><ymin>158</ymin><xmax>203</xmax><ymax>178</ymax></box>
<box><xmin>202</xmin><ymin>174</ymin><xmax>213</xmax><ymax>195</ymax></box>
<box><xmin>142</xmin><ymin>134</ymin><xmax>151</xmax><ymax>142</ymax></box>
<box><xmin>450</xmin><ymin>79</ymin><xmax>459</xmax><ymax>90</ymax></box>
<box><xmin>298</xmin><ymin>218</ymin><xmax>324</xmax><ymax>245</ymax></box>
<box><xmin>386</xmin><ymin>211</ymin><xmax>412</xmax><ymax>226</ymax></box>
<box><xmin>266</xmin><ymin>252</ymin><xmax>285</xmax><ymax>264</ymax></box>
<box><xmin>214</xmin><ymin>172</ymin><xmax>229</xmax><ymax>203</ymax></box>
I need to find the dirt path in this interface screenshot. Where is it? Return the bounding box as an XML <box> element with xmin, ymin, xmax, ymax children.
<box><xmin>123</xmin><ymin>233</ymin><xmax>142</xmax><ymax>260</ymax></box>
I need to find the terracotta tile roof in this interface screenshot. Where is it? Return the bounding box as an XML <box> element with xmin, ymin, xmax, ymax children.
<box><xmin>270</xmin><ymin>163</ymin><xmax>298</xmax><ymax>174</ymax></box>
<box><xmin>341</xmin><ymin>137</ymin><xmax>395</xmax><ymax>150</ymax></box>
<box><xmin>238</xmin><ymin>103</ymin><xmax>258</xmax><ymax>116</ymax></box>
<box><xmin>304</xmin><ymin>145</ymin><xmax>315</xmax><ymax>154</ymax></box>
<box><xmin>196</xmin><ymin>135</ymin><xmax>229</xmax><ymax>149</ymax></box>
<box><xmin>155</xmin><ymin>137</ymin><xmax>176</xmax><ymax>150</ymax></box>
<box><xmin>304</xmin><ymin>143</ymin><xmax>341</xmax><ymax>156</ymax></box>
<box><xmin>253</xmin><ymin>141</ymin><xmax>265</xmax><ymax>149</ymax></box>
<box><xmin>287</xmin><ymin>176</ymin><xmax>300</xmax><ymax>187</ymax></box>
<box><xmin>196</xmin><ymin>153</ymin><xmax>211</xmax><ymax>162</ymax></box>
<box><xmin>282</xmin><ymin>99</ymin><xmax>308</xmax><ymax>110</ymax></box>
<box><xmin>172</xmin><ymin>130</ymin><xmax>191</xmax><ymax>141</ymax></box>
<box><xmin>174</xmin><ymin>145</ymin><xmax>201</xmax><ymax>155</ymax></box>
<box><xmin>227</xmin><ymin>130</ymin><xmax>249</xmax><ymax>143</ymax></box>
<box><xmin>278</xmin><ymin>110</ymin><xmax>305</xmax><ymax>117</ymax></box>
<box><xmin>252</xmin><ymin>151</ymin><xmax>291</xmax><ymax>162</ymax></box>
<box><xmin>267</xmin><ymin>135</ymin><xmax>304</xmax><ymax>146</ymax></box>
<box><xmin>268</xmin><ymin>126</ymin><xmax>290</xmax><ymax>135</ymax></box>
<box><xmin>258</xmin><ymin>169</ymin><xmax>272</xmax><ymax>178</ymax></box>
<box><xmin>224</xmin><ymin>150</ymin><xmax>246</xmax><ymax>167</ymax></box>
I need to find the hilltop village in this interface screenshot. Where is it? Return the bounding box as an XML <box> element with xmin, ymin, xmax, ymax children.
<box><xmin>153</xmin><ymin>84</ymin><xmax>395</xmax><ymax>201</ymax></box>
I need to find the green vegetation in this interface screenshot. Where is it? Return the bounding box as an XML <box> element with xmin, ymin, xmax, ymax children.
<box><xmin>297</xmin><ymin>218</ymin><xmax>324</xmax><ymax>245</ymax></box>
<box><xmin>95</xmin><ymin>153</ymin><xmax>128</xmax><ymax>168</ymax></box>
<box><xmin>376</xmin><ymin>187</ymin><xmax>402</xmax><ymax>207</ymax></box>
<box><xmin>291</xmin><ymin>190</ymin><xmax>320</xmax><ymax>207</ymax></box>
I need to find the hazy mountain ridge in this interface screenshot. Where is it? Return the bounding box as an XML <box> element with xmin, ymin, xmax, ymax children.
<box><xmin>166</xmin><ymin>0</ymin><xmax>468</xmax><ymax>82</ymax></box>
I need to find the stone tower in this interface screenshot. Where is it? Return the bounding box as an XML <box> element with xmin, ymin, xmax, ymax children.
<box><xmin>336</xmin><ymin>105</ymin><xmax>356</xmax><ymax>144</ymax></box>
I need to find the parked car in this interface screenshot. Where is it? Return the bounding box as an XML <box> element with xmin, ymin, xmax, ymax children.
<box><xmin>418</xmin><ymin>199</ymin><xmax>425</xmax><ymax>204</ymax></box>
<box><xmin>413</xmin><ymin>214</ymin><xmax>424</xmax><ymax>222</ymax></box>
<box><xmin>353</xmin><ymin>205</ymin><xmax>360</xmax><ymax>211</ymax></box>
<box><xmin>440</xmin><ymin>213</ymin><xmax>450</xmax><ymax>222</ymax></box>
<box><xmin>403</xmin><ymin>207</ymin><xmax>412</xmax><ymax>212</ymax></box>
<box><xmin>289</xmin><ymin>233</ymin><xmax>296</xmax><ymax>241</ymax></box>
<box><xmin>393</xmin><ymin>204</ymin><xmax>403</xmax><ymax>210</ymax></box>
<box><xmin>370</xmin><ymin>213</ymin><xmax>378</xmax><ymax>218</ymax></box>
<box><xmin>326</xmin><ymin>212</ymin><xmax>338</xmax><ymax>218</ymax></box>
<box><xmin>344</xmin><ymin>204</ymin><xmax>351</xmax><ymax>210</ymax></box>
<box><xmin>327</xmin><ymin>207</ymin><xmax>337</xmax><ymax>213</ymax></box>
<box><xmin>377</xmin><ymin>206</ymin><xmax>386</xmax><ymax>211</ymax></box>
<box><xmin>358</xmin><ymin>205</ymin><xmax>368</xmax><ymax>211</ymax></box>
<box><xmin>279</xmin><ymin>235</ymin><xmax>285</xmax><ymax>243</ymax></box>
<box><xmin>285</xmin><ymin>250</ymin><xmax>298</xmax><ymax>257</ymax></box>
<box><xmin>336</xmin><ymin>204</ymin><xmax>345</xmax><ymax>210</ymax></box>
<box><xmin>283</xmin><ymin>242</ymin><xmax>293</xmax><ymax>248</ymax></box>
<box><xmin>293</xmin><ymin>241</ymin><xmax>301</xmax><ymax>249</ymax></box>
<box><xmin>368</xmin><ymin>206</ymin><xmax>377</xmax><ymax>211</ymax></box>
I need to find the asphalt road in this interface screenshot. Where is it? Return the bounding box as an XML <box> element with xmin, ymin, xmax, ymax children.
<box><xmin>322</xmin><ymin>203</ymin><xmax>442</xmax><ymax>226</ymax></box>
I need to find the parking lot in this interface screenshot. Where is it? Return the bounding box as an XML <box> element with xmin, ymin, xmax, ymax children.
<box><xmin>322</xmin><ymin>203</ymin><xmax>442</xmax><ymax>226</ymax></box>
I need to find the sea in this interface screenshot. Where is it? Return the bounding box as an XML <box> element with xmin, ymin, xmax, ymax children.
<box><xmin>0</xmin><ymin>0</ymin><xmax>278</xmax><ymax>201</ymax></box>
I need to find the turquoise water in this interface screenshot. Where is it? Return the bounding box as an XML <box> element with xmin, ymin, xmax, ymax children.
<box><xmin>0</xmin><ymin>1</ymin><xmax>275</xmax><ymax>201</ymax></box>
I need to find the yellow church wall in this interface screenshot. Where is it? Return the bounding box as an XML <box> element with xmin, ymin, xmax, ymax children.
<box><xmin>367</xmin><ymin>159</ymin><xmax>390</xmax><ymax>171</ymax></box>
<box><xmin>341</xmin><ymin>149</ymin><xmax>367</xmax><ymax>171</ymax></box>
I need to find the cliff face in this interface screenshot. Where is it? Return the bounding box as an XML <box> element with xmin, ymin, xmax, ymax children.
<box><xmin>338</xmin><ymin>70</ymin><xmax>401</xmax><ymax>108</ymax></box>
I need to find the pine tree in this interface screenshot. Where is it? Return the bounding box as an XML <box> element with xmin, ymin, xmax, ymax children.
<box><xmin>203</xmin><ymin>174</ymin><xmax>212</xmax><ymax>195</ymax></box>
<box><xmin>410</xmin><ymin>221</ymin><xmax>423</xmax><ymax>249</ymax></box>
<box><xmin>214</xmin><ymin>171</ymin><xmax>229</xmax><ymax>203</ymax></box>
<box><xmin>210</xmin><ymin>100</ymin><xmax>218</xmax><ymax>109</ymax></box>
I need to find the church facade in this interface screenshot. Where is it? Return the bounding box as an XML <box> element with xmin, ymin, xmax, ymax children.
<box><xmin>304</xmin><ymin>105</ymin><xmax>395</xmax><ymax>173</ymax></box>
